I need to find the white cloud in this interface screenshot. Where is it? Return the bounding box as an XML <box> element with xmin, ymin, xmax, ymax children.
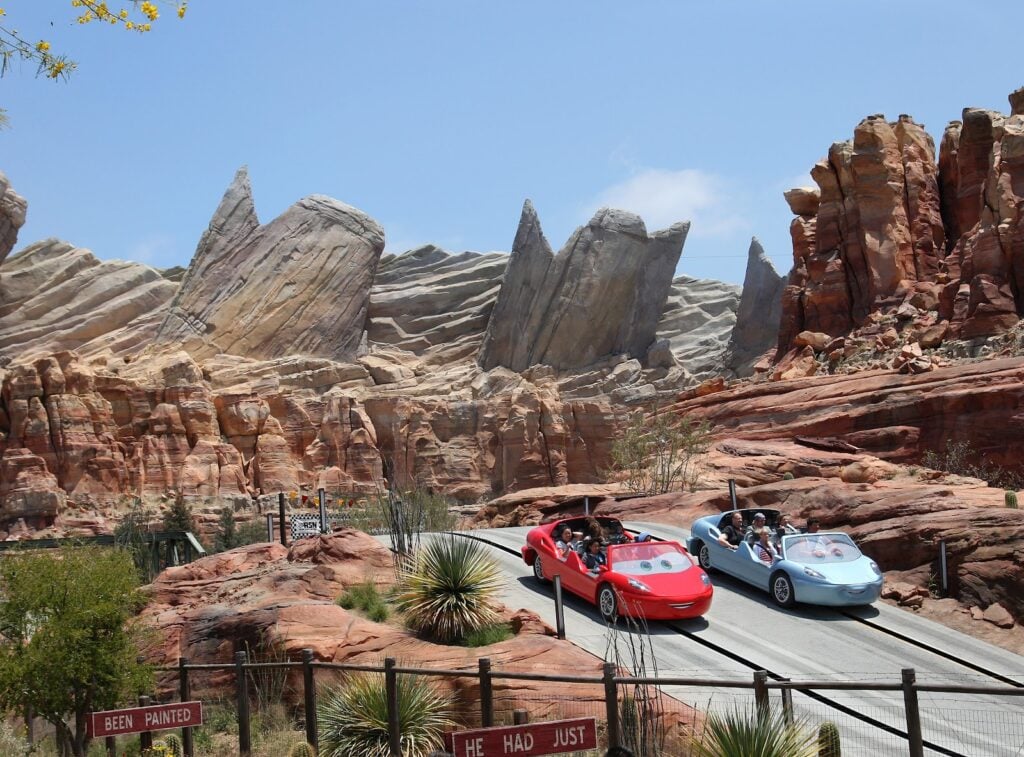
<box><xmin>127</xmin><ymin>235</ymin><xmax>176</xmax><ymax>267</ymax></box>
<box><xmin>586</xmin><ymin>168</ymin><xmax>747</xmax><ymax>238</ymax></box>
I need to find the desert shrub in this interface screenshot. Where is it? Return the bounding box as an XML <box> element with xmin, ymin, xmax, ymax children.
<box><xmin>690</xmin><ymin>705</ymin><xmax>817</xmax><ymax>757</ymax></box>
<box><xmin>921</xmin><ymin>439</ymin><xmax>1024</xmax><ymax>489</ymax></box>
<box><xmin>610</xmin><ymin>408</ymin><xmax>712</xmax><ymax>494</ymax></box>
<box><xmin>338</xmin><ymin>582</ymin><xmax>390</xmax><ymax>622</ymax></box>
<box><xmin>461</xmin><ymin>622</ymin><xmax>512</xmax><ymax>647</ymax></box>
<box><xmin>318</xmin><ymin>672</ymin><xmax>454</xmax><ymax>757</ymax></box>
<box><xmin>393</xmin><ymin>535</ymin><xmax>501</xmax><ymax>644</ymax></box>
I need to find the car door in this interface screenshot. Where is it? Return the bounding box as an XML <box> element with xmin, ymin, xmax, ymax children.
<box><xmin>732</xmin><ymin>541</ymin><xmax>772</xmax><ymax>589</ymax></box>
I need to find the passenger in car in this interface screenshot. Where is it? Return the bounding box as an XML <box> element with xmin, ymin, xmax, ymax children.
<box><xmin>753</xmin><ymin>527</ymin><xmax>779</xmax><ymax>565</ymax></box>
<box><xmin>716</xmin><ymin>511</ymin><xmax>745</xmax><ymax>551</ymax></box>
<box><xmin>804</xmin><ymin>518</ymin><xmax>843</xmax><ymax>556</ymax></box>
<box><xmin>774</xmin><ymin>513</ymin><xmax>800</xmax><ymax>549</ymax></box>
<box><xmin>745</xmin><ymin>512</ymin><xmax>767</xmax><ymax>543</ymax></box>
<box><xmin>582</xmin><ymin>537</ymin><xmax>607</xmax><ymax>572</ymax></box>
<box><xmin>555</xmin><ymin>525</ymin><xmax>579</xmax><ymax>561</ymax></box>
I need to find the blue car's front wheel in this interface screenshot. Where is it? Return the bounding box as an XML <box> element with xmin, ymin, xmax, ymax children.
<box><xmin>770</xmin><ymin>571</ymin><xmax>796</xmax><ymax>608</ymax></box>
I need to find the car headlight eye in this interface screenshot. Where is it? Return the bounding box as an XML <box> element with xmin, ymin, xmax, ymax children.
<box><xmin>627</xmin><ymin>578</ymin><xmax>651</xmax><ymax>592</ymax></box>
<box><xmin>870</xmin><ymin>561</ymin><xmax>882</xmax><ymax>576</ymax></box>
<box><xmin>700</xmin><ymin>573</ymin><xmax>711</xmax><ymax>586</ymax></box>
<box><xmin>803</xmin><ymin>567</ymin><xmax>825</xmax><ymax>580</ymax></box>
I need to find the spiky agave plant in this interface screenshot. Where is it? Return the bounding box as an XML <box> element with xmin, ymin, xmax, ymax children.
<box><xmin>690</xmin><ymin>705</ymin><xmax>818</xmax><ymax>757</ymax></box>
<box><xmin>318</xmin><ymin>672</ymin><xmax>454</xmax><ymax>757</ymax></box>
<box><xmin>394</xmin><ymin>534</ymin><xmax>502</xmax><ymax>643</ymax></box>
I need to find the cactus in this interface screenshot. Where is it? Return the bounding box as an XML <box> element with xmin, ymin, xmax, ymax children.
<box><xmin>818</xmin><ymin>720</ymin><xmax>841</xmax><ymax>757</ymax></box>
<box><xmin>288</xmin><ymin>742</ymin><xmax>317</xmax><ymax>757</ymax></box>
<box><xmin>782</xmin><ymin>472</ymin><xmax>795</xmax><ymax>481</ymax></box>
<box><xmin>156</xmin><ymin>734</ymin><xmax>183</xmax><ymax>757</ymax></box>
<box><xmin>1006</xmin><ymin>490</ymin><xmax>1018</xmax><ymax>509</ymax></box>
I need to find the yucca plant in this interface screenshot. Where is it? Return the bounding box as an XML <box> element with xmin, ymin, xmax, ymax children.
<box><xmin>394</xmin><ymin>535</ymin><xmax>501</xmax><ymax>643</ymax></box>
<box><xmin>690</xmin><ymin>705</ymin><xmax>818</xmax><ymax>757</ymax></box>
<box><xmin>318</xmin><ymin>672</ymin><xmax>454</xmax><ymax>757</ymax></box>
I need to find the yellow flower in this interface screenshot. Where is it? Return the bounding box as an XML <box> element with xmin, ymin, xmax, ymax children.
<box><xmin>141</xmin><ymin>2</ymin><xmax>159</xmax><ymax>21</ymax></box>
<box><xmin>35</xmin><ymin>40</ymin><xmax>50</xmax><ymax>52</ymax></box>
<box><xmin>177</xmin><ymin>4</ymin><xmax>186</xmax><ymax>19</ymax></box>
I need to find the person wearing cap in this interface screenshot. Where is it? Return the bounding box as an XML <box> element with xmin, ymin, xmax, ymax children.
<box><xmin>745</xmin><ymin>512</ymin><xmax>767</xmax><ymax>543</ymax></box>
<box><xmin>635</xmin><ymin>532</ymin><xmax>652</xmax><ymax>543</ymax></box>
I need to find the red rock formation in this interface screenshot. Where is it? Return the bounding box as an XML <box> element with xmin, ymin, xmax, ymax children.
<box><xmin>780</xmin><ymin>87</ymin><xmax>1024</xmax><ymax>357</ymax></box>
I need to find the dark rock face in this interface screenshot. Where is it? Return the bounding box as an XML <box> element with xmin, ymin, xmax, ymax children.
<box><xmin>155</xmin><ymin>167</ymin><xmax>385</xmax><ymax>362</ymax></box>
<box><xmin>724</xmin><ymin>239</ymin><xmax>784</xmax><ymax>376</ymax></box>
<box><xmin>478</xmin><ymin>202</ymin><xmax>688</xmax><ymax>372</ymax></box>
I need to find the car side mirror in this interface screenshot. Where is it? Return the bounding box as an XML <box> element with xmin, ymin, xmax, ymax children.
<box><xmin>599</xmin><ymin>565</ymin><xmax>609</xmax><ymax>572</ymax></box>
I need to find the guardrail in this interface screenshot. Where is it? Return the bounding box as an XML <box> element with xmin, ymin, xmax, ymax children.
<box><xmin>130</xmin><ymin>652</ymin><xmax>1024</xmax><ymax>757</ymax></box>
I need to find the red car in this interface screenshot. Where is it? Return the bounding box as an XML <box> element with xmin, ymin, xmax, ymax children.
<box><xmin>521</xmin><ymin>516</ymin><xmax>713</xmax><ymax>621</ymax></box>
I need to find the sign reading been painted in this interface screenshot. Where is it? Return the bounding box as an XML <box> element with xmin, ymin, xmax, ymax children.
<box><xmin>449</xmin><ymin>717</ymin><xmax>597</xmax><ymax>757</ymax></box>
<box><xmin>89</xmin><ymin>702</ymin><xmax>203</xmax><ymax>738</ymax></box>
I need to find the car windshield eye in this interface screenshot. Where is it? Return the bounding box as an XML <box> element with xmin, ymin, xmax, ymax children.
<box><xmin>640</xmin><ymin>560</ymin><xmax>652</xmax><ymax>571</ymax></box>
<box><xmin>660</xmin><ymin>559</ymin><xmax>672</xmax><ymax>569</ymax></box>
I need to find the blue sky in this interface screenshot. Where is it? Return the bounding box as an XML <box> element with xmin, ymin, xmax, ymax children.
<box><xmin>2</xmin><ymin>1</ymin><xmax>1023</xmax><ymax>285</ymax></box>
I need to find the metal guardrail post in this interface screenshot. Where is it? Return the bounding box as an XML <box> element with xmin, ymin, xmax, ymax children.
<box><xmin>179</xmin><ymin>656</ymin><xmax>194</xmax><ymax>757</ymax></box>
<box><xmin>553</xmin><ymin>574</ymin><xmax>566</xmax><ymax>640</ymax></box>
<box><xmin>235</xmin><ymin>651</ymin><xmax>251</xmax><ymax>756</ymax></box>
<box><xmin>278</xmin><ymin>493</ymin><xmax>288</xmax><ymax>547</ymax></box>
<box><xmin>753</xmin><ymin>670</ymin><xmax>769</xmax><ymax>717</ymax></box>
<box><xmin>138</xmin><ymin>695</ymin><xmax>153</xmax><ymax>751</ymax></box>
<box><xmin>265</xmin><ymin>513</ymin><xmax>275</xmax><ymax>543</ymax></box>
<box><xmin>302</xmin><ymin>649</ymin><xmax>318</xmax><ymax>750</ymax></box>
<box><xmin>902</xmin><ymin>668</ymin><xmax>924</xmax><ymax>757</ymax></box>
<box><xmin>385</xmin><ymin>657</ymin><xmax>401</xmax><ymax>756</ymax></box>
<box><xmin>603</xmin><ymin>662</ymin><xmax>620</xmax><ymax>751</ymax></box>
<box><xmin>513</xmin><ymin>709</ymin><xmax>529</xmax><ymax>725</ymax></box>
<box><xmin>318</xmin><ymin>488</ymin><xmax>327</xmax><ymax>534</ymax></box>
<box><xmin>938</xmin><ymin>540</ymin><xmax>948</xmax><ymax>597</ymax></box>
<box><xmin>728</xmin><ymin>478</ymin><xmax>738</xmax><ymax>509</ymax></box>
<box><xmin>479</xmin><ymin>657</ymin><xmax>494</xmax><ymax>727</ymax></box>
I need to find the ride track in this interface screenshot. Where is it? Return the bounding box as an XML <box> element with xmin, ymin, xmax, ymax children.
<box><xmin>440</xmin><ymin>523</ymin><xmax>1024</xmax><ymax>757</ymax></box>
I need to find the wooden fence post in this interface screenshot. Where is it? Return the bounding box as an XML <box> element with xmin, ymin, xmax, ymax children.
<box><xmin>235</xmin><ymin>650</ymin><xmax>251</xmax><ymax>756</ymax></box>
<box><xmin>902</xmin><ymin>668</ymin><xmax>924</xmax><ymax>757</ymax></box>
<box><xmin>478</xmin><ymin>657</ymin><xmax>494</xmax><ymax>727</ymax></box>
<box><xmin>385</xmin><ymin>657</ymin><xmax>401</xmax><ymax>756</ymax></box>
<box><xmin>603</xmin><ymin>662</ymin><xmax>620</xmax><ymax>751</ymax></box>
<box><xmin>779</xmin><ymin>677</ymin><xmax>793</xmax><ymax>725</ymax></box>
<box><xmin>278</xmin><ymin>493</ymin><xmax>288</xmax><ymax>547</ymax></box>
<box><xmin>179</xmin><ymin>656</ymin><xmax>194</xmax><ymax>757</ymax></box>
<box><xmin>753</xmin><ymin>670</ymin><xmax>769</xmax><ymax>717</ymax></box>
<box><xmin>138</xmin><ymin>695</ymin><xmax>153</xmax><ymax>751</ymax></box>
<box><xmin>302</xmin><ymin>649</ymin><xmax>318</xmax><ymax>750</ymax></box>
<box><xmin>105</xmin><ymin>736</ymin><xmax>115</xmax><ymax>757</ymax></box>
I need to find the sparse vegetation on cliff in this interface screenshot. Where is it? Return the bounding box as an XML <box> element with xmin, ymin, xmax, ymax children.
<box><xmin>610</xmin><ymin>408</ymin><xmax>712</xmax><ymax>494</ymax></box>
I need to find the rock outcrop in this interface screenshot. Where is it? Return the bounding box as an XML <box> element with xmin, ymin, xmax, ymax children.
<box><xmin>367</xmin><ymin>245</ymin><xmax>507</xmax><ymax>364</ymax></box>
<box><xmin>155</xmin><ymin>168</ymin><xmax>385</xmax><ymax>362</ymax></box>
<box><xmin>478</xmin><ymin>202</ymin><xmax>688</xmax><ymax>372</ymax></box>
<box><xmin>0</xmin><ymin>171</ymin><xmax>26</xmax><ymax>267</ymax></box>
<box><xmin>0</xmin><ymin>240</ymin><xmax>177</xmax><ymax>361</ymax></box>
<box><xmin>778</xmin><ymin>86</ymin><xmax>1024</xmax><ymax>361</ymax></box>
<box><xmin>655</xmin><ymin>274</ymin><xmax>740</xmax><ymax>381</ymax></box>
<box><xmin>722</xmin><ymin>239</ymin><xmax>784</xmax><ymax>376</ymax></box>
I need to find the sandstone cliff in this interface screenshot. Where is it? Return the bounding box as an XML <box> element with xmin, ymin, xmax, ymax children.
<box><xmin>155</xmin><ymin>167</ymin><xmax>385</xmax><ymax>362</ymax></box>
<box><xmin>778</xmin><ymin>86</ymin><xmax>1024</xmax><ymax>360</ymax></box>
<box><xmin>478</xmin><ymin>202</ymin><xmax>689</xmax><ymax>372</ymax></box>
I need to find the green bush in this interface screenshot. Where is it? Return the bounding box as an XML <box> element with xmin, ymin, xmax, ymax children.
<box><xmin>461</xmin><ymin>622</ymin><xmax>513</xmax><ymax>647</ymax></box>
<box><xmin>338</xmin><ymin>582</ymin><xmax>390</xmax><ymax>622</ymax></box>
<box><xmin>782</xmin><ymin>471</ymin><xmax>795</xmax><ymax>480</ymax></box>
<box><xmin>394</xmin><ymin>535</ymin><xmax>501</xmax><ymax>644</ymax></box>
<box><xmin>318</xmin><ymin>672</ymin><xmax>454</xmax><ymax>757</ymax></box>
<box><xmin>817</xmin><ymin>720</ymin><xmax>841</xmax><ymax>757</ymax></box>
<box><xmin>690</xmin><ymin>705</ymin><xmax>818</xmax><ymax>757</ymax></box>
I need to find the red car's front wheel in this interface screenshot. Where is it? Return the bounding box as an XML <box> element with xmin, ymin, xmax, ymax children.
<box><xmin>598</xmin><ymin>584</ymin><xmax>618</xmax><ymax>623</ymax></box>
<box><xmin>532</xmin><ymin>554</ymin><xmax>550</xmax><ymax>585</ymax></box>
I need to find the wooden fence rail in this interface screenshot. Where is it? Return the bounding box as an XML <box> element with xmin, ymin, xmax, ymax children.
<box><xmin>135</xmin><ymin>652</ymin><xmax>1024</xmax><ymax>757</ymax></box>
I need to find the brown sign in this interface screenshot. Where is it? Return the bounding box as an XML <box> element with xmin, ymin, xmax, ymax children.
<box><xmin>89</xmin><ymin>701</ymin><xmax>203</xmax><ymax>738</ymax></box>
<box><xmin>449</xmin><ymin>717</ymin><xmax>597</xmax><ymax>757</ymax></box>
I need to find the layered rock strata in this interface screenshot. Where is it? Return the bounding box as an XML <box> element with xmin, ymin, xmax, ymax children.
<box><xmin>778</xmin><ymin>86</ymin><xmax>1024</xmax><ymax>360</ymax></box>
<box><xmin>155</xmin><ymin>167</ymin><xmax>385</xmax><ymax>362</ymax></box>
<box><xmin>0</xmin><ymin>240</ymin><xmax>177</xmax><ymax>360</ymax></box>
<box><xmin>478</xmin><ymin>202</ymin><xmax>688</xmax><ymax>372</ymax></box>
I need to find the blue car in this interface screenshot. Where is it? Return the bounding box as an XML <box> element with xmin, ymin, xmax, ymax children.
<box><xmin>687</xmin><ymin>508</ymin><xmax>883</xmax><ymax>608</ymax></box>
